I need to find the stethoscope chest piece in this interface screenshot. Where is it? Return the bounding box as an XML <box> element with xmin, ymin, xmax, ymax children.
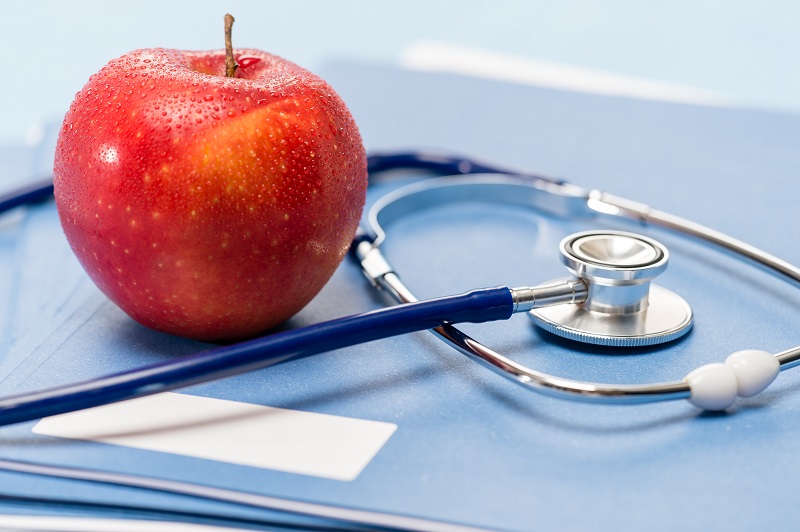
<box><xmin>529</xmin><ymin>230</ymin><xmax>693</xmax><ymax>347</ymax></box>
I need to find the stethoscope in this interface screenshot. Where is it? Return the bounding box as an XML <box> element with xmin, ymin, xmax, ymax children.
<box><xmin>1</xmin><ymin>150</ymin><xmax>799</xmax><ymax>427</ymax></box>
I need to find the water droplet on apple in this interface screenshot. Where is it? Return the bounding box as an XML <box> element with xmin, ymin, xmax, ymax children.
<box><xmin>203</xmin><ymin>95</ymin><xmax>214</xmax><ymax>102</ymax></box>
<box><xmin>238</xmin><ymin>56</ymin><xmax>261</xmax><ymax>68</ymax></box>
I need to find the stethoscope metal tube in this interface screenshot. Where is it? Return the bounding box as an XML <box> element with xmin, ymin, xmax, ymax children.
<box><xmin>600</xmin><ymin>193</ymin><xmax>800</xmax><ymax>373</ymax></box>
<box><xmin>357</xmin><ymin>237</ymin><xmax>694</xmax><ymax>405</ymax></box>
<box><xmin>368</xmin><ymin>269</ymin><xmax>693</xmax><ymax>405</ymax></box>
<box><xmin>359</xmin><ymin>157</ymin><xmax>800</xmax><ymax>406</ymax></box>
<box><xmin>591</xmin><ymin>190</ymin><xmax>800</xmax><ymax>289</ymax></box>
<box><xmin>592</xmin><ymin>190</ymin><xmax>800</xmax><ymax>371</ymax></box>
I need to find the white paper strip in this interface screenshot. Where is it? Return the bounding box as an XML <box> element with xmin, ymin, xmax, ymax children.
<box><xmin>400</xmin><ymin>40</ymin><xmax>739</xmax><ymax>107</ymax></box>
<box><xmin>33</xmin><ymin>392</ymin><xmax>397</xmax><ymax>481</ymax></box>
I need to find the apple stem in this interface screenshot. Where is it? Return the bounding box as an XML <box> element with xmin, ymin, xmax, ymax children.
<box><xmin>224</xmin><ymin>13</ymin><xmax>238</xmax><ymax>78</ymax></box>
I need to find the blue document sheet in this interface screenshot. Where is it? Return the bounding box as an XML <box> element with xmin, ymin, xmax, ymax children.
<box><xmin>0</xmin><ymin>61</ymin><xmax>799</xmax><ymax>531</ymax></box>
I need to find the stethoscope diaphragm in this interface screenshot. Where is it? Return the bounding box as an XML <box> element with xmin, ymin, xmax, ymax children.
<box><xmin>528</xmin><ymin>230</ymin><xmax>693</xmax><ymax>347</ymax></box>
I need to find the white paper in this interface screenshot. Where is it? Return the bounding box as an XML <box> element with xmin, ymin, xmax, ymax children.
<box><xmin>33</xmin><ymin>392</ymin><xmax>397</xmax><ymax>481</ymax></box>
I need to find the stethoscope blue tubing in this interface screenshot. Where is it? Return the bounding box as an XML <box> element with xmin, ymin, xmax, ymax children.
<box><xmin>0</xmin><ymin>151</ymin><xmax>529</xmax><ymax>427</ymax></box>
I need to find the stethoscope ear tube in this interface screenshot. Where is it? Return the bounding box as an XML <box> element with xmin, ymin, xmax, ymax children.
<box><xmin>0</xmin><ymin>178</ymin><xmax>53</xmax><ymax>213</ymax></box>
<box><xmin>0</xmin><ymin>286</ymin><xmax>516</xmax><ymax>426</ymax></box>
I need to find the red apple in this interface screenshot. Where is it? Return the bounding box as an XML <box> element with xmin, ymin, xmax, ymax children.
<box><xmin>53</xmin><ymin>46</ymin><xmax>368</xmax><ymax>341</ymax></box>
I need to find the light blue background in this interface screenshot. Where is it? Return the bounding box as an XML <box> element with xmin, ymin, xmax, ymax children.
<box><xmin>2</xmin><ymin>0</ymin><xmax>800</xmax><ymax>144</ymax></box>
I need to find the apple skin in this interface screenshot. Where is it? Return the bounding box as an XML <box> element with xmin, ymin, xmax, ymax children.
<box><xmin>54</xmin><ymin>48</ymin><xmax>367</xmax><ymax>341</ymax></box>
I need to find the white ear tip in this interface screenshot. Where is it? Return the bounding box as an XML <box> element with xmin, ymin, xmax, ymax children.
<box><xmin>685</xmin><ymin>363</ymin><xmax>738</xmax><ymax>411</ymax></box>
<box><xmin>725</xmin><ymin>349</ymin><xmax>779</xmax><ymax>398</ymax></box>
<box><xmin>685</xmin><ymin>351</ymin><xmax>780</xmax><ymax>410</ymax></box>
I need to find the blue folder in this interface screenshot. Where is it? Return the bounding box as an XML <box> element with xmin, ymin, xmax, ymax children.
<box><xmin>0</xmin><ymin>60</ymin><xmax>799</xmax><ymax>531</ymax></box>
